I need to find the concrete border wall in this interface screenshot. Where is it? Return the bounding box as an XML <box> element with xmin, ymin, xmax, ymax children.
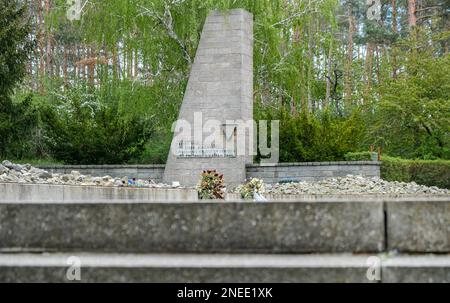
<box><xmin>0</xmin><ymin>200</ymin><xmax>384</xmax><ymax>253</ymax></box>
<box><xmin>2</xmin><ymin>182</ymin><xmax>444</xmax><ymax>203</ymax></box>
<box><xmin>0</xmin><ymin>183</ymin><xmax>198</xmax><ymax>202</ymax></box>
<box><xmin>386</xmin><ymin>200</ymin><xmax>449</xmax><ymax>252</ymax></box>
<box><xmin>246</xmin><ymin>161</ymin><xmax>380</xmax><ymax>183</ymax></box>
<box><xmin>37</xmin><ymin>161</ymin><xmax>380</xmax><ymax>183</ymax></box>
<box><xmin>0</xmin><ymin>184</ymin><xmax>446</xmax><ymax>254</ymax></box>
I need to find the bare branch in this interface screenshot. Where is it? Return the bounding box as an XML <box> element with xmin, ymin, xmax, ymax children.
<box><xmin>139</xmin><ymin>3</ymin><xmax>192</xmax><ymax>66</ymax></box>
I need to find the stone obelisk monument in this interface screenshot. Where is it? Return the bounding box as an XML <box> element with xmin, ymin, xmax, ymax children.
<box><xmin>163</xmin><ymin>9</ymin><xmax>253</xmax><ymax>187</ymax></box>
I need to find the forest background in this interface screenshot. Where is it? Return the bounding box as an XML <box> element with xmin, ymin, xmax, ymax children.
<box><xmin>1</xmin><ymin>0</ymin><xmax>449</xmax><ymax>185</ymax></box>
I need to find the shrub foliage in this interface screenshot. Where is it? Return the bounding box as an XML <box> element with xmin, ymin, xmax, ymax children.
<box><xmin>381</xmin><ymin>157</ymin><xmax>450</xmax><ymax>189</ymax></box>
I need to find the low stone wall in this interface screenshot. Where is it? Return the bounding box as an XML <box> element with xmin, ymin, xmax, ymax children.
<box><xmin>0</xmin><ymin>254</ymin><xmax>375</xmax><ymax>283</ymax></box>
<box><xmin>386</xmin><ymin>200</ymin><xmax>449</xmax><ymax>252</ymax></box>
<box><xmin>1</xmin><ymin>182</ymin><xmax>445</xmax><ymax>203</ymax></box>
<box><xmin>2</xmin><ymin>253</ymin><xmax>447</xmax><ymax>283</ymax></box>
<box><xmin>0</xmin><ymin>187</ymin><xmax>448</xmax><ymax>253</ymax></box>
<box><xmin>0</xmin><ymin>199</ymin><xmax>385</xmax><ymax>253</ymax></box>
<box><xmin>37</xmin><ymin>161</ymin><xmax>381</xmax><ymax>184</ymax></box>
<box><xmin>0</xmin><ymin>183</ymin><xmax>198</xmax><ymax>202</ymax></box>
<box><xmin>246</xmin><ymin>161</ymin><xmax>380</xmax><ymax>183</ymax></box>
<box><xmin>4</xmin><ymin>182</ymin><xmax>444</xmax><ymax>203</ymax></box>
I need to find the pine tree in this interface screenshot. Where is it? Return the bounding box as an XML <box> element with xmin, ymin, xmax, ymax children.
<box><xmin>0</xmin><ymin>0</ymin><xmax>34</xmax><ymax>157</ymax></box>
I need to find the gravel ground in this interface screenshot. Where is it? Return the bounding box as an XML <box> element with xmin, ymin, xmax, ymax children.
<box><xmin>0</xmin><ymin>160</ymin><xmax>176</xmax><ymax>188</ymax></box>
<box><xmin>263</xmin><ymin>175</ymin><xmax>449</xmax><ymax>195</ymax></box>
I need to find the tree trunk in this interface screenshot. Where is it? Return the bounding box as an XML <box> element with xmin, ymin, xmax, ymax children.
<box><xmin>63</xmin><ymin>47</ymin><xmax>68</xmax><ymax>85</ymax></box>
<box><xmin>290</xmin><ymin>96</ymin><xmax>297</xmax><ymax>116</ymax></box>
<box><xmin>53</xmin><ymin>45</ymin><xmax>58</xmax><ymax>78</ymax></box>
<box><xmin>307</xmin><ymin>19</ymin><xmax>314</xmax><ymax>112</ymax></box>
<box><xmin>37</xmin><ymin>0</ymin><xmax>44</xmax><ymax>93</ymax></box>
<box><xmin>364</xmin><ymin>42</ymin><xmax>374</xmax><ymax>101</ymax></box>
<box><xmin>344</xmin><ymin>2</ymin><xmax>354</xmax><ymax>106</ymax></box>
<box><xmin>325</xmin><ymin>43</ymin><xmax>333</xmax><ymax>107</ymax></box>
<box><xmin>88</xmin><ymin>47</ymin><xmax>94</xmax><ymax>85</ymax></box>
<box><xmin>117</xmin><ymin>46</ymin><xmax>122</xmax><ymax>80</ymax></box>
<box><xmin>407</xmin><ymin>0</ymin><xmax>417</xmax><ymax>28</ymax></box>
<box><xmin>127</xmin><ymin>44</ymin><xmax>132</xmax><ymax>79</ymax></box>
<box><xmin>77</xmin><ymin>47</ymin><xmax>86</xmax><ymax>80</ymax></box>
<box><xmin>112</xmin><ymin>45</ymin><xmax>118</xmax><ymax>80</ymax></box>
<box><xmin>74</xmin><ymin>46</ymin><xmax>79</xmax><ymax>79</ymax></box>
<box><xmin>375</xmin><ymin>46</ymin><xmax>381</xmax><ymax>84</ymax></box>
<box><xmin>391</xmin><ymin>0</ymin><xmax>398</xmax><ymax>78</ymax></box>
<box><xmin>134</xmin><ymin>49</ymin><xmax>139</xmax><ymax>79</ymax></box>
<box><xmin>45</xmin><ymin>0</ymin><xmax>52</xmax><ymax>78</ymax></box>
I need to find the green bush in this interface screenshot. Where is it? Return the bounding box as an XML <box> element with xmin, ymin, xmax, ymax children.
<box><xmin>371</xmin><ymin>35</ymin><xmax>450</xmax><ymax>160</ymax></box>
<box><xmin>0</xmin><ymin>94</ymin><xmax>43</xmax><ymax>159</ymax></box>
<box><xmin>0</xmin><ymin>2</ymin><xmax>35</xmax><ymax>159</ymax></box>
<box><xmin>133</xmin><ymin>132</ymin><xmax>172</xmax><ymax>164</ymax></box>
<box><xmin>274</xmin><ymin>109</ymin><xmax>365</xmax><ymax>162</ymax></box>
<box><xmin>41</xmin><ymin>84</ymin><xmax>153</xmax><ymax>164</ymax></box>
<box><xmin>344</xmin><ymin>151</ymin><xmax>378</xmax><ymax>161</ymax></box>
<box><xmin>381</xmin><ymin>157</ymin><xmax>450</xmax><ymax>189</ymax></box>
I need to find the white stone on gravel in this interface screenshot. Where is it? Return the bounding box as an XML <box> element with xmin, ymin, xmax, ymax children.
<box><xmin>263</xmin><ymin>174</ymin><xmax>449</xmax><ymax>195</ymax></box>
<box><xmin>0</xmin><ymin>160</ymin><xmax>176</xmax><ymax>189</ymax></box>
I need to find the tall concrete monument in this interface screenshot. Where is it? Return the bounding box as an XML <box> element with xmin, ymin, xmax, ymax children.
<box><xmin>163</xmin><ymin>9</ymin><xmax>253</xmax><ymax>187</ymax></box>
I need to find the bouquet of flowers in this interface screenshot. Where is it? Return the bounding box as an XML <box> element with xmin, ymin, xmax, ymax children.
<box><xmin>236</xmin><ymin>178</ymin><xmax>265</xmax><ymax>200</ymax></box>
<box><xmin>196</xmin><ymin>169</ymin><xmax>225</xmax><ymax>200</ymax></box>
